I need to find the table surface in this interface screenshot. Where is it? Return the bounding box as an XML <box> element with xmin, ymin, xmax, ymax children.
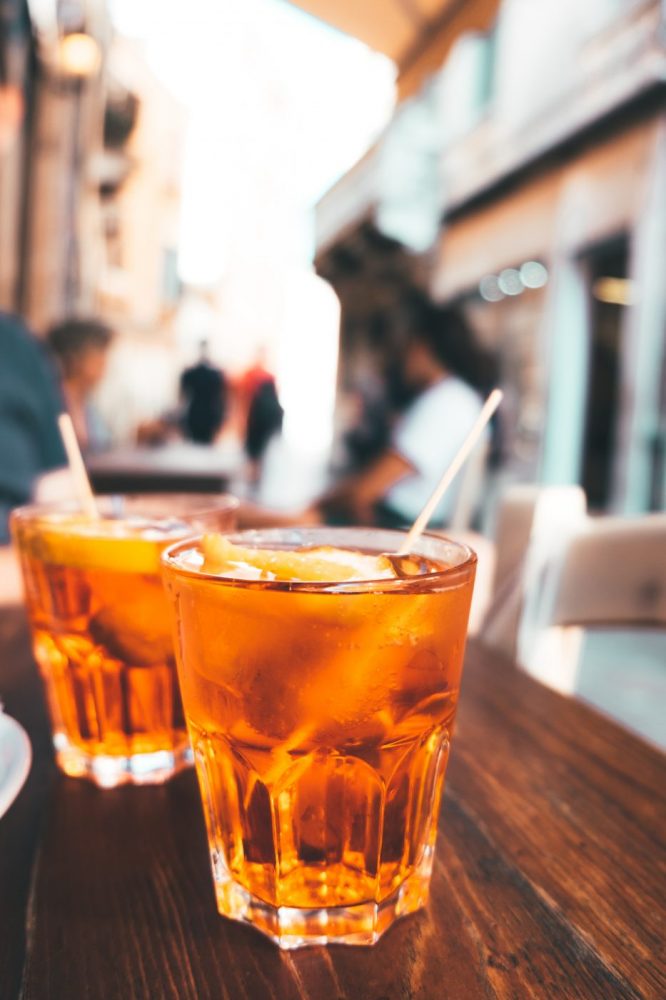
<box><xmin>1</xmin><ymin>607</ymin><xmax>664</xmax><ymax>1000</ymax></box>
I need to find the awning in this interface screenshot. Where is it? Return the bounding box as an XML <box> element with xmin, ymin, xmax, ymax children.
<box><xmin>432</xmin><ymin>120</ymin><xmax>659</xmax><ymax>300</ymax></box>
<box><xmin>287</xmin><ymin>0</ymin><xmax>501</xmax><ymax>99</ymax></box>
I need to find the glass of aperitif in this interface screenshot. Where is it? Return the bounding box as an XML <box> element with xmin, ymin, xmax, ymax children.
<box><xmin>11</xmin><ymin>494</ymin><xmax>237</xmax><ymax>788</ymax></box>
<box><xmin>161</xmin><ymin>526</ymin><xmax>476</xmax><ymax>948</ymax></box>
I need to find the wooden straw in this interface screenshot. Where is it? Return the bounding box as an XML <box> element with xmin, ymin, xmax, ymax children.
<box><xmin>397</xmin><ymin>388</ymin><xmax>503</xmax><ymax>556</ymax></box>
<box><xmin>57</xmin><ymin>413</ymin><xmax>100</xmax><ymax>519</ymax></box>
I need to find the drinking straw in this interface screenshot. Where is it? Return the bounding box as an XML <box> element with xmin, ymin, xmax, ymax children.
<box><xmin>397</xmin><ymin>388</ymin><xmax>503</xmax><ymax>556</ymax></box>
<box><xmin>57</xmin><ymin>413</ymin><xmax>100</xmax><ymax>519</ymax></box>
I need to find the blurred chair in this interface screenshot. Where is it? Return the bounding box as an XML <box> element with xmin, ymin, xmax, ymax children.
<box><xmin>440</xmin><ymin>528</ymin><xmax>495</xmax><ymax>637</ymax></box>
<box><xmin>481</xmin><ymin>484</ymin><xmax>587</xmax><ymax>662</ymax></box>
<box><xmin>440</xmin><ymin>439</ymin><xmax>494</xmax><ymax>635</ymax></box>
<box><xmin>517</xmin><ymin>513</ymin><xmax>666</xmax><ymax>694</ymax></box>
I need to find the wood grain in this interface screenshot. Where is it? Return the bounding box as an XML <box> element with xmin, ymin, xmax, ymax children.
<box><xmin>0</xmin><ymin>607</ymin><xmax>664</xmax><ymax>1000</ymax></box>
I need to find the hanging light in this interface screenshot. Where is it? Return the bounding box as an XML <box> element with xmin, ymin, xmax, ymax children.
<box><xmin>479</xmin><ymin>274</ymin><xmax>504</xmax><ymax>302</ymax></box>
<box><xmin>592</xmin><ymin>277</ymin><xmax>636</xmax><ymax>306</ymax></box>
<box><xmin>57</xmin><ymin>32</ymin><xmax>101</xmax><ymax>79</ymax></box>
<box><xmin>520</xmin><ymin>260</ymin><xmax>548</xmax><ymax>288</ymax></box>
<box><xmin>498</xmin><ymin>267</ymin><xmax>524</xmax><ymax>296</ymax></box>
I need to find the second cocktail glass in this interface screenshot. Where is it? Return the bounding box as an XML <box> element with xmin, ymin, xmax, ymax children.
<box><xmin>12</xmin><ymin>493</ymin><xmax>237</xmax><ymax>787</ymax></box>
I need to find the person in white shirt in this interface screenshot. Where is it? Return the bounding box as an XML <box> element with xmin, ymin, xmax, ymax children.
<box><xmin>384</xmin><ymin>373</ymin><xmax>484</xmax><ymax>525</ymax></box>
<box><xmin>315</xmin><ymin>301</ymin><xmax>496</xmax><ymax>527</ymax></box>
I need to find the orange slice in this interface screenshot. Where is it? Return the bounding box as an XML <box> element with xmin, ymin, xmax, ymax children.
<box><xmin>33</xmin><ymin>518</ymin><xmax>164</xmax><ymax>574</ymax></box>
<box><xmin>201</xmin><ymin>536</ymin><xmax>396</xmax><ymax>583</ymax></box>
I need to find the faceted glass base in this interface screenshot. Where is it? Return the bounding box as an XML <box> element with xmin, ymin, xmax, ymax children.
<box><xmin>211</xmin><ymin>846</ymin><xmax>434</xmax><ymax>949</ymax></box>
<box><xmin>54</xmin><ymin>732</ymin><xmax>193</xmax><ymax>788</ymax></box>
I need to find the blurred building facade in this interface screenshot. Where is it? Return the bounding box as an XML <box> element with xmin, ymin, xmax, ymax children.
<box><xmin>0</xmin><ymin>0</ymin><xmax>111</xmax><ymax>328</ymax></box>
<box><xmin>0</xmin><ymin>1</ymin><xmax>183</xmax><ymax>341</ymax></box>
<box><xmin>0</xmin><ymin>0</ymin><xmax>31</xmax><ymax>308</ymax></box>
<box><xmin>88</xmin><ymin>36</ymin><xmax>188</xmax><ymax>444</ymax></box>
<box><xmin>314</xmin><ymin>0</ymin><xmax>666</xmax><ymax>515</ymax></box>
<box><xmin>94</xmin><ymin>37</ymin><xmax>185</xmax><ymax>333</ymax></box>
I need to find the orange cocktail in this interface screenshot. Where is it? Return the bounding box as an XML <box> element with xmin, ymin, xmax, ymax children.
<box><xmin>162</xmin><ymin>527</ymin><xmax>476</xmax><ymax>947</ymax></box>
<box><xmin>12</xmin><ymin>494</ymin><xmax>236</xmax><ymax>787</ymax></box>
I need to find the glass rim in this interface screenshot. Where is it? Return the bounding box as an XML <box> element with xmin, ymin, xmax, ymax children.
<box><xmin>10</xmin><ymin>492</ymin><xmax>239</xmax><ymax>528</ymax></box>
<box><xmin>161</xmin><ymin>526</ymin><xmax>477</xmax><ymax>594</ymax></box>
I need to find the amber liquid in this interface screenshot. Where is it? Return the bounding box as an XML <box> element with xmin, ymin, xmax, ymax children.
<box><xmin>15</xmin><ymin>519</ymin><xmax>189</xmax><ymax>785</ymax></box>
<box><xmin>166</xmin><ymin>548</ymin><xmax>475</xmax><ymax>944</ymax></box>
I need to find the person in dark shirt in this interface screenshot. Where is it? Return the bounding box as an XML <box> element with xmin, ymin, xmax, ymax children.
<box><xmin>0</xmin><ymin>313</ymin><xmax>66</xmax><ymax>542</ymax></box>
<box><xmin>179</xmin><ymin>340</ymin><xmax>227</xmax><ymax>444</ymax></box>
<box><xmin>244</xmin><ymin>378</ymin><xmax>284</xmax><ymax>485</ymax></box>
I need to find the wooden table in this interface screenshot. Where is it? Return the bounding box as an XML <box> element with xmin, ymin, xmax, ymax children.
<box><xmin>1</xmin><ymin>606</ymin><xmax>664</xmax><ymax>999</ymax></box>
<box><xmin>87</xmin><ymin>442</ymin><xmax>238</xmax><ymax>495</ymax></box>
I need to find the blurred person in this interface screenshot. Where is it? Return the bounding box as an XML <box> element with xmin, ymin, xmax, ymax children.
<box><xmin>315</xmin><ymin>299</ymin><xmax>498</xmax><ymax>528</ymax></box>
<box><xmin>244</xmin><ymin>379</ymin><xmax>284</xmax><ymax>486</ymax></box>
<box><xmin>180</xmin><ymin>340</ymin><xmax>228</xmax><ymax>444</ymax></box>
<box><xmin>237</xmin><ymin>347</ymin><xmax>273</xmax><ymax>420</ymax></box>
<box><xmin>0</xmin><ymin>313</ymin><xmax>66</xmax><ymax>553</ymax></box>
<box><xmin>47</xmin><ymin>318</ymin><xmax>114</xmax><ymax>453</ymax></box>
<box><xmin>340</xmin><ymin>372</ymin><xmax>392</xmax><ymax>474</ymax></box>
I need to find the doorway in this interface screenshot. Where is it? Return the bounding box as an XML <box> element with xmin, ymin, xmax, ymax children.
<box><xmin>581</xmin><ymin>238</ymin><xmax>629</xmax><ymax>510</ymax></box>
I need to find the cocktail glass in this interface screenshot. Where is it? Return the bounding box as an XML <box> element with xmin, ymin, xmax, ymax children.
<box><xmin>162</xmin><ymin>527</ymin><xmax>476</xmax><ymax>947</ymax></box>
<box><xmin>11</xmin><ymin>493</ymin><xmax>237</xmax><ymax>787</ymax></box>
